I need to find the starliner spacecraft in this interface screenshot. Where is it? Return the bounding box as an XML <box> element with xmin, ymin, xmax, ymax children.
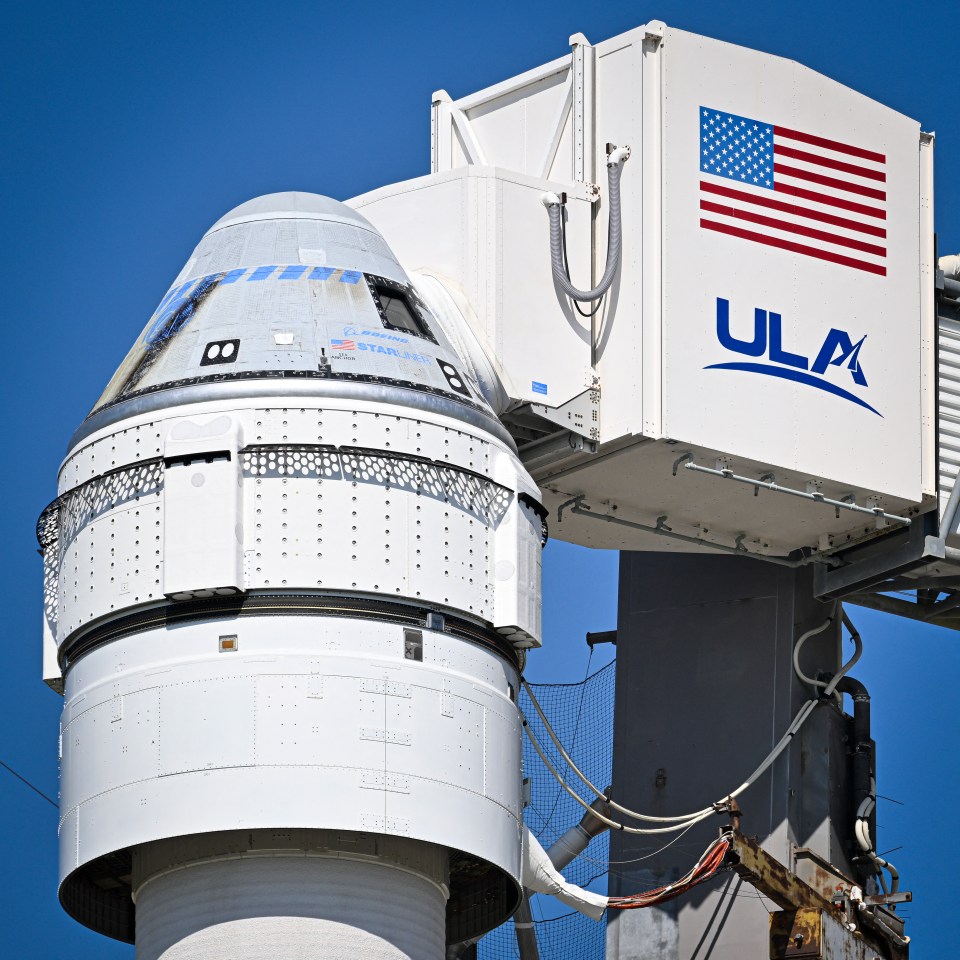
<box><xmin>39</xmin><ymin>20</ymin><xmax>958</xmax><ymax>960</ymax></box>
<box><xmin>38</xmin><ymin>190</ymin><xmax>559</xmax><ymax>958</ymax></box>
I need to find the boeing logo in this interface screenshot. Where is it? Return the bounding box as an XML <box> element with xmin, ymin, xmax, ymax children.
<box><xmin>706</xmin><ymin>297</ymin><xmax>880</xmax><ymax>417</ymax></box>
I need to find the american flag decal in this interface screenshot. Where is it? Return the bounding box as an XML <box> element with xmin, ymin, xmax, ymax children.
<box><xmin>699</xmin><ymin>107</ymin><xmax>887</xmax><ymax>277</ymax></box>
<box><xmin>331</xmin><ymin>338</ymin><xmax>356</xmax><ymax>350</ymax></box>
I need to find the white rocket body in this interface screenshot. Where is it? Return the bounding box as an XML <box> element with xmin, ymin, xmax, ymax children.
<box><xmin>39</xmin><ymin>193</ymin><xmax>544</xmax><ymax>957</ymax></box>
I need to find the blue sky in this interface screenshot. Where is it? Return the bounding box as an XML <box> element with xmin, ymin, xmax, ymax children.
<box><xmin>2</xmin><ymin>0</ymin><xmax>957</xmax><ymax>955</ymax></box>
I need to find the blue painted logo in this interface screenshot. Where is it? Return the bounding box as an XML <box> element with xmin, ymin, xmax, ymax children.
<box><xmin>532</xmin><ymin>381</ymin><xmax>548</xmax><ymax>396</ymax></box>
<box><xmin>343</xmin><ymin>326</ymin><xmax>409</xmax><ymax>344</ymax></box>
<box><xmin>706</xmin><ymin>298</ymin><xmax>879</xmax><ymax>417</ymax></box>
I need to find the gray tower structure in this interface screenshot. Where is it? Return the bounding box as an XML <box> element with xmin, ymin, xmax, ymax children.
<box><xmin>606</xmin><ymin>554</ymin><xmax>864</xmax><ymax>959</ymax></box>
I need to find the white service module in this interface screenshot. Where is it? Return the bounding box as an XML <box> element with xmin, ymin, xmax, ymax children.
<box><xmin>352</xmin><ymin>23</ymin><xmax>937</xmax><ymax>563</ymax></box>
<box><xmin>38</xmin><ymin>193</ymin><xmax>545</xmax><ymax>957</ymax></box>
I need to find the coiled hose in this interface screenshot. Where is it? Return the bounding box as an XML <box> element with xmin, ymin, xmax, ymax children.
<box><xmin>543</xmin><ymin>146</ymin><xmax>630</xmax><ymax>301</ymax></box>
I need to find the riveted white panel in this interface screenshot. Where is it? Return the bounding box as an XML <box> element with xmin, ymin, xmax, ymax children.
<box><xmin>49</xmin><ymin>393</ymin><xmax>539</xmax><ymax>650</ymax></box>
<box><xmin>45</xmin><ymin>194</ymin><xmax>539</xmax><ymax>948</ymax></box>
<box><xmin>159</xmin><ymin>677</ymin><xmax>256</xmax><ymax>775</ymax></box>
<box><xmin>492</xmin><ymin>499</ymin><xmax>543</xmax><ymax>646</ymax></box>
<box><xmin>239</xmin><ymin>412</ymin><xmax>509</xmax><ymax>617</ymax></box>
<box><xmin>57</xmin><ymin>492</ymin><xmax>164</xmax><ymax>638</ymax></box>
<box><xmin>58</xmin><ymin>806</ymin><xmax>79</xmax><ymax>873</ymax></box>
<box><xmin>163</xmin><ymin>415</ymin><xmax>243</xmax><ymax>598</ymax></box>
<box><xmin>448</xmin><ymin>696</ymin><xmax>484</xmax><ymax>794</ymax></box>
<box><xmin>58</xmin><ymin>421</ymin><xmax>165</xmax><ymax>492</ymax></box>
<box><xmin>59</xmin><ymin>616</ymin><xmax>522</xmax><ymax>888</ymax></box>
<box><xmin>484</xmin><ymin>702</ymin><xmax>522</xmax><ymax>813</ymax></box>
<box><xmin>254</xmin><ymin>674</ymin><xmax>324</xmax><ymax>766</ymax></box>
<box><xmin>60</xmin><ymin>687</ymin><xmax>160</xmax><ymax>811</ymax></box>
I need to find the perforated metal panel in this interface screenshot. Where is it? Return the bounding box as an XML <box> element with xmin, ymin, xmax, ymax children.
<box><xmin>48</xmin><ymin>398</ymin><xmax>540</xmax><ymax>649</ymax></box>
<box><xmin>939</xmin><ymin>316</ymin><xmax>960</xmax><ymax>525</ymax></box>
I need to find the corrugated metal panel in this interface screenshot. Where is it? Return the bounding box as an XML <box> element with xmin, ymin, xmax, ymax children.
<box><xmin>938</xmin><ymin>317</ymin><xmax>960</xmax><ymax>516</ymax></box>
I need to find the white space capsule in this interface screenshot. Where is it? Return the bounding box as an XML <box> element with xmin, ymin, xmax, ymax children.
<box><xmin>38</xmin><ymin>193</ymin><xmax>544</xmax><ymax>959</ymax></box>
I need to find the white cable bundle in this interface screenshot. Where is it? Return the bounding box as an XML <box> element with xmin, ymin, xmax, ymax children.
<box><xmin>521</xmin><ymin>826</ymin><xmax>609</xmax><ymax>920</ymax></box>
<box><xmin>521</xmin><ymin>607</ymin><xmax>864</xmax><ymax>835</ymax></box>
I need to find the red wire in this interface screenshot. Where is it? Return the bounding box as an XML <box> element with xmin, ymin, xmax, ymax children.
<box><xmin>607</xmin><ymin>836</ymin><xmax>731</xmax><ymax>910</ymax></box>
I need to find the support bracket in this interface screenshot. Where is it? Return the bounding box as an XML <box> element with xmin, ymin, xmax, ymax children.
<box><xmin>727</xmin><ymin>833</ymin><xmax>908</xmax><ymax>960</ymax></box>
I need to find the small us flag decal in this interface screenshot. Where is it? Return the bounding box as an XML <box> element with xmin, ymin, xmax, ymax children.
<box><xmin>331</xmin><ymin>338</ymin><xmax>356</xmax><ymax>350</ymax></box>
<box><xmin>699</xmin><ymin>107</ymin><xmax>887</xmax><ymax>277</ymax></box>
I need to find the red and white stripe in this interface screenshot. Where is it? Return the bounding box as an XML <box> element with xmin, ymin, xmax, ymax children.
<box><xmin>700</xmin><ymin>126</ymin><xmax>887</xmax><ymax>277</ymax></box>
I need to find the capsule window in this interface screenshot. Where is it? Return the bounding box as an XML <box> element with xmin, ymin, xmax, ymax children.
<box><xmin>219</xmin><ymin>634</ymin><xmax>238</xmax><ymax>652</ymax></box>
<box><xmin>366</xmin><ymin>276</ymin><xmax>436</xmax><ymax>343</ymax></box>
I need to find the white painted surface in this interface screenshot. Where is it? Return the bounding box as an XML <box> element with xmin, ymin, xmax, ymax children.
<box><xmin>350</xmin><ymin>167</ymin><xmax>595</xmax><ymax>411</ymax></box>
<box><xmin>939</xmin><ymin>314</ymin><xmax>960</xmax><ymax>543</ymax></box>
<box><xmin>59</xmin><ymin>615</ymin><xmax>521</xmax><ymax>895</ymax></box>
<box><xmin>163</xmin><ymin>415</ymin><xmax>243</xmax><ymax>598</ymax></box>
<box><xmin>135</xmin><ymin>856</ymin><xmax>446</xmax><ymax>960</ymax></box>
<box><xmin>659</xmin><ymin>27</ymin><xmax>925</xmax><ymax>501</ymax></box>
<box><xmin>44</xmin><ymin>196</ymin><xmax>540</xmax><ymax>945</ymax></box>
<box><xmin>49</xmin><ymin>394</ymin><xmax>541</xmax><ymax>645</ymax></box>
<box><xmin>356</xmin><ymin>23</ymin><xmax>939</xmax><ymax>561</ymax></box>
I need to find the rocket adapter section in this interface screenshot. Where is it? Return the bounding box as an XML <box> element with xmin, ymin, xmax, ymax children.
<box><xmin>37</xmin><ymin>193</ymin><xmax>545</xmax><ymax>951</ymax></box>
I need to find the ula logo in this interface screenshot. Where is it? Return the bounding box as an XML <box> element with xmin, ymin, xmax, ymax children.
<box><xmin>706</xmin><ymin>297</ymin><xmax>879</xmax><ymax>417</ymax></box>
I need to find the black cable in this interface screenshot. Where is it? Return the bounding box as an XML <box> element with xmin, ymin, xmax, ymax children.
<box><xmin>0</xmin><ymin>758</ymin><xmax>58</xmax><ymax>808</ymax></box>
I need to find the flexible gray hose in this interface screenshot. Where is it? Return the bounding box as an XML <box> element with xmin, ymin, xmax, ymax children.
<box><xmin>545</xmin><ymin>150</ymin><xmax>629</xmax><ymax>301</ymax></box>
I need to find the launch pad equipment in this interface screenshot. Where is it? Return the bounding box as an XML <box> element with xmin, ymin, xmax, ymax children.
<box><xmin>37</xmin><ymin>19</ymin><xmax>951</xmax><ymax>960</ymax></box>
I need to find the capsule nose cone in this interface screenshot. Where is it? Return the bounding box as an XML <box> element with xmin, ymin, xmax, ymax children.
<box><xmin>82</xmin><ymin>192</ymin><xmax>497</xmax><ymax>437</ymax></box>
<box><xmin>207</xmin><ymin>192</ymin><xmax>378</xmax><ymax>235</ymax></box>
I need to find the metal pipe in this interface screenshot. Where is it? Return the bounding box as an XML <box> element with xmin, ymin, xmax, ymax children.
<box><xmin>518</xmin><ymin>431</ymin><xmax>595</xmax><ymax>470</ymax></box>
<box><xmin>547</xmin><ymin>795</ymin><xmax>612</xmax><ymax>870</ymax></box>
<box><xmin>943</xmin><ymin>276</ymin><xmax>960</xmax><ymax>298</ymax></box>
<box><xmin>863</xmin><ymin>906</ymin><xmax>911</xmax><ymax>947</ymax></box>
<box><xmin>938</xmin><ymin>468</ymin><xmax>960</xmax><ymax>539</ymax></box>
<box><xmin>512</xmin><ymin>893</ymin><xmax>540</xmax><ymax>960</ymax></box>
<box><xmin>834</xmin><ymin>673</ymin><xmax>874</xmax><ymax>886</ymax></box>
<box><xmin>939</xmin><ymin>254</ymin><xmax>960</xmax><ymax>280</ymax></box>
<box><xmin>683</xmin><ymin>462</ymin><xmax>911</xmax><ymax>526</ymax></box>
<box><xmin>924</xmin><ymin>591</ymin><xmax>960</xmax><ymax>619</ymax></box>
<box><xmin>559</xmin><ymin>495</ymin><xmax>834</xmax><ymax>568</ymax></box>
<box><xmin>848</xmin><ymin>590</ymin><xmax>960</xmax><ymax>629</ymax></box>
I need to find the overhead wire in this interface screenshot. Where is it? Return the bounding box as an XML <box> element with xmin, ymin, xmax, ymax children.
<box><xmin>520</xmin><ymin>707</ymin><xmax>716</xmax><ymax>835</ymax></box>
<box><xmin>520</xmin><ymin>607</ymin><xmax>864</xmax><ymax>835</ymax></box>
<box><xmin>0</xmin><ymin>758</ymin><xmax>58</xmax><ymax>808</ymax></box>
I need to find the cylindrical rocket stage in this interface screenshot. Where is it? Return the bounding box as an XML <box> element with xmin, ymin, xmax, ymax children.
<box><xmin>134</xmin><ymin>833</ymin><xmax>448</xmax><ymax>960</ymax></box>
